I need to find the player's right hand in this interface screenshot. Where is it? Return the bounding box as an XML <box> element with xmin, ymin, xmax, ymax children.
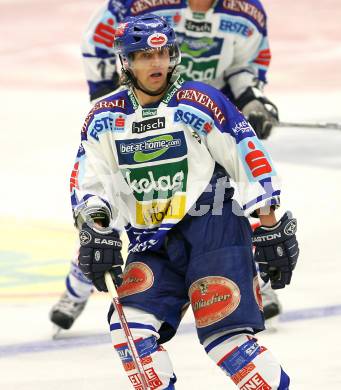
<box><xmin>252</xmin><ymin>212</ymin><xmax>299</xmax><ymax>289</ymax></box>
<box><xmin>78</xmin><ymin>224</ymin><xmax>123</xmax><ymax>292</ymax></box>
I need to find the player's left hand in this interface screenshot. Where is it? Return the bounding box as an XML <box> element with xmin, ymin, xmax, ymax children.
<box><xmin>252</xmin><ymin>212</ymin><xmax>299</xmax><ymax>289</ymax></box>
<box><xmin>78</xmin><ymin>223</ymin><xmax>123</xmax><ymax>292</ymax></box>
<box><xmin>243</xmin><ymin>98</ymin><xmax>278</xmax><ymax>139</ymax></box>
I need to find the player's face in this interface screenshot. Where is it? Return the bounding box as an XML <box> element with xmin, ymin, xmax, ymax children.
<box><xmin>131</xmin><ymin>47</ymin><xmax>170</xmax><ymax>94</ymax></box>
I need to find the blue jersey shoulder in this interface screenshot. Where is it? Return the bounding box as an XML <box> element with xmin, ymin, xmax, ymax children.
<box><xmin>214</xmin><ymin>0</ymin><xmax>267</xmax><ymax>33</ymax></box>
<box><xmin>108</xmin><ymin>0</ymin><xmax>129</xmax><ymax>20</ymax></box>
<box><xmin>174</xmin><ymin>80</ymin><xmax>243</xmax><ymax>131</ymax></box>
<box><xmin>175</xmin><ymin>80</ymin><xmax>255</xmax><ymax>140</ymax></box>
<box><xmin>125</xmin><ymin>0</ymin><xmax>187</xmax><ymax>16</ymax></box>
<box><xmin>81</xmin><ymin>89</ymin><xmax>132</xmax><ymax>141</ymax></box>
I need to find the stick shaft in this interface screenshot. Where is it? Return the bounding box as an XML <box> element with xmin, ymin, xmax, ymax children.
<box><xmin>105</xmin><ymin>272</ymin><xmax>151</xmax><ymax>390</ymax></box>
<box><xmin>278</xmin><ymin>121</ymin><xmax>341</xmax><ymax>130</ymax></box>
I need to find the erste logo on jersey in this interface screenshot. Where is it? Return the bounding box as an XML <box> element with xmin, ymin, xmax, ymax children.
<box><xmin>82</xmin><ymin>99</ymin><xmax>125</xmax><ymax>135</ymax></box>
<box><xmin>88</xmin><ymin>112</ymin><xmax>127</xmax><ymax>140</ymax></box>
<box><xmin>148</xmin><ymin>33</ymin><xmax>168</xmax><ymax>48</ymax></box>
<box><xmin>219</xmin><ymin>17</ymin><xmax>254</xmax><ymax>37</ymax></box>
<box><xmin>174</xmin><ymin>105</ymin><xmax>214</xmax><ymax>135</ymax></box>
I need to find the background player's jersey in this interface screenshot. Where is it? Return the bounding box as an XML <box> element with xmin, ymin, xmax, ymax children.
<box><xmin>83</xmin><ymin>0</ymin><xmax>271</xmax><ymax>101</ymax></box>
<box><xmin>71</xmin><ymin>78</ymin><xmax>280</xmax><ymax>253</ymax></box>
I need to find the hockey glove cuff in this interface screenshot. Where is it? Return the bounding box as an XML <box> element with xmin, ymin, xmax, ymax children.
<box><xmin>78</xmin><ymin>223</ymin><xmax>123</xmax><ymax>292</ymax></box>
<box><xmin>252</xmin><ymin>211</ymin><xmax>299</xmax><ymax>289</ymax></box>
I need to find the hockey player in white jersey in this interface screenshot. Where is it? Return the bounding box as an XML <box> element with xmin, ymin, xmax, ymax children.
<box><xmin>50</xmin><ymin>0</ymin><xmax>282</xmax><ymax>331</ymax></box>
<box><xmin>70</xmin><ymin>14</ymin><xmax>298</xmax><ymax>389</ymax></box>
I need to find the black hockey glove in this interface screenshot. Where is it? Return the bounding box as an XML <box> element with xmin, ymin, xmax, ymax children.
<box><xmin>235</xmin><ymin>87</ymin><xmax>279</xmax><ymax>139</ymax></box>
<box><xmin>78</xmin><ymin>224</ymin><xmax>123</xmax><ymax>292</ymax></box>
<box><xmin>252</xmin><ymin>212</ymin><xmax>299</xmax><ymax>290</ymax></box>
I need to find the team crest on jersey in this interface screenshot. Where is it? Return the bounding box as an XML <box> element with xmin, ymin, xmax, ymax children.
<box><xmin>117</xmin><ymin>262</ymin><xmax>154</xmax><ymax>298</ymax></box>
<box><xmin>189</xmin><ymin>276</ymin><xmax>241</xmax><ymax>328</ymax></box>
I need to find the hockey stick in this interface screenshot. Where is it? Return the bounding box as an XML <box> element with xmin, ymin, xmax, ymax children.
<box><xmin>278</xmin><ymin>121</ymin><xmax>341</xmax><ymax>130</ymax></box>
<box><xmin>104</xmin><ymin>272</ymin><xmax>151</xmax><ymax>390</ymax></box>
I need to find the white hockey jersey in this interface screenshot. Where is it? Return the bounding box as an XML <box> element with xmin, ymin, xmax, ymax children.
<box><xmin>71</xmin><ymin>78</ymin><xmax>280</xmax><ymax>252</ymax></box>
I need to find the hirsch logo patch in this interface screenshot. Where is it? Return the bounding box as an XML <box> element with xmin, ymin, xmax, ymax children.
<box><xmin>189</xmin><ymin>276</ymin><xmax>240</xmax><ymax>327</ymax></box>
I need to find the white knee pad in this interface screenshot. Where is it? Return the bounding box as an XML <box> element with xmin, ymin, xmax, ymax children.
<box><xmin>66</xmin><ymin>260</ymin><xmax>93</xmax><ymax>302</ymax></box>
<box><xmin>110</xmin><ymin>306</ymin><xmax>176</xmax><ymax>390</ymax></box>
<box><xmin>204</xmin><ymin>330</ymin><xmax>290</xmax><ymax>389</ymax></box>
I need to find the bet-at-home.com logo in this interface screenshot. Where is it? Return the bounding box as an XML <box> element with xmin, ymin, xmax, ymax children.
<box><xmin>178</xmin><ymin>58</ymin><xmax>218</xmax><ymax>81</ymax></box>
<box><xmin>123</xmin><ymin>159</ymin><xmax>188</xmax><ymax>202</ymax></box>
<box><xmin>116</xmin><ymin>132</ymin><xmax>187</xmax><ymax>165</ymax></box>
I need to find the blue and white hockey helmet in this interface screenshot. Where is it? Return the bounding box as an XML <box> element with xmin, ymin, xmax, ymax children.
<box><xmin>114</xmin><ymin>14</ymin><xmax>181</xmax><ymax>71</ymax></box>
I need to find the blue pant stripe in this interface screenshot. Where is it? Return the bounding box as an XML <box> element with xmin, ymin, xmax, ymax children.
<box><xmin>204</xmin><ymin>330</ymin><xmax>254</xmax><ymax>354</ymax></box>
<box><xmin>110</xmin><ymin>322</ymin><xmax>157</xmax><ymax>333</ymax></box>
